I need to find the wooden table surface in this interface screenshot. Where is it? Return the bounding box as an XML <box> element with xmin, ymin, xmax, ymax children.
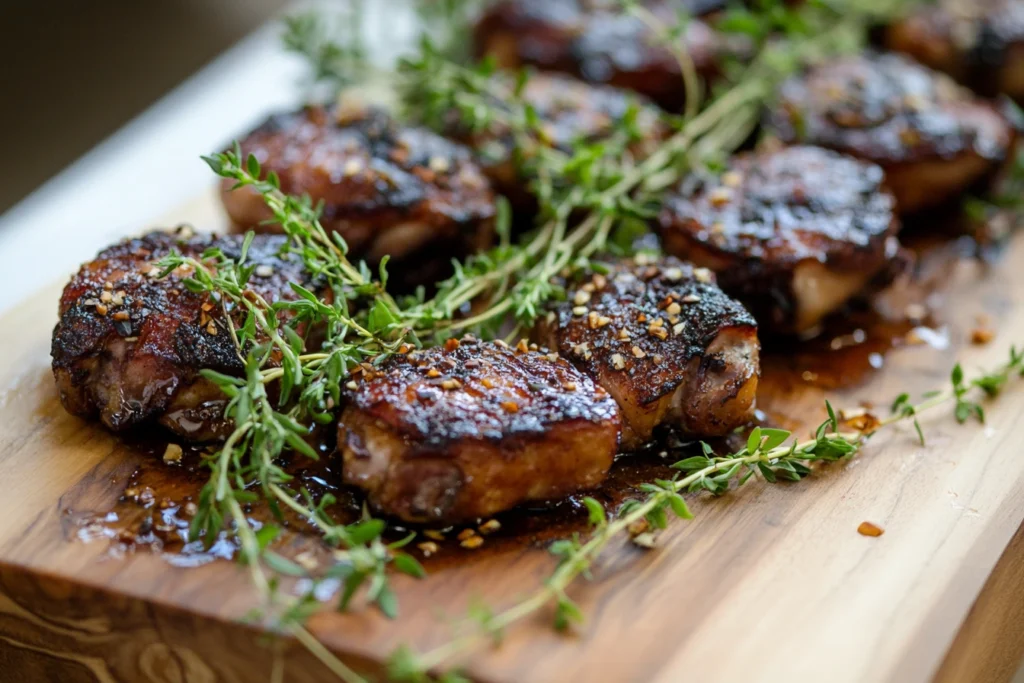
<box><xmin>0</xmin><ymin>5</ymin><xmax>1023</xmax><ymax>682</ymax></box>
<box><xmin>0</xmin><ymin>190</ymin><xmax>1022</xmax><ymax>682</ymax></box>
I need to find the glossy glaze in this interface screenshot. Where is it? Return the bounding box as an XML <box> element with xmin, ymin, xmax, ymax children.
<box><xmin>338</xmin><ymin>338</ymin><xmax>621</xmax><ymax>523</ymax></box>
<box><xmin>659</xmin><ymin>145</ymin><xmax>902</xmax><ymax>333</ymax></box>
<box><xmin>51</xmin><ymin>229</ymin><xmax>307</xmax><ymax>440</ymax></box>
<box><xmin>536</xmin><ymin>256</ymin><xmax>759</xmax><ymax>448</ymax></box>
<box><xmin>765</xmin><ymin>52</ymin><xmax>1018</xmax><ymax>213</ymax></box>
<box><xmin>225</xmin><ymin>104</ymin><xmax>496</xmax><ymax>287</ymax></box>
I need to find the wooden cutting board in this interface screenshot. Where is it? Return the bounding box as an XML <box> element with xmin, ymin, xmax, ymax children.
<box><xmin>1</xmin><ymin>188</ymin><xmax>1023</xmax><ymax>683</ymax></box>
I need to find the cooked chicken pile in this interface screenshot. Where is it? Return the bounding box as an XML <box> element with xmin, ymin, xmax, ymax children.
<box><xmin>52</xmin><ymin>229</ymin><xmax>310</xmax><ymax>441</ymax></box>
<box><xmin>658</xmin><ymin>146</ymin><xmax>901</xmax><ymax>335</ymax></box>
<box><xmin>52</xmin><ymin>0</ymin><xmax>1023</xmax><ymax>524</ymax></box>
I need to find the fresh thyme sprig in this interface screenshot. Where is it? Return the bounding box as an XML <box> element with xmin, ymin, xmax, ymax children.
<box><xmin>618</xmin><ymin>0</ymin><xmax>704</xmax><ymax>120</ymax></box>
<box><xmin>202</xmin><ymin>146</ymin><xmax>415</xmax><ymax>409</ymax></box>
<box><xmin>282</xmin><ymin>0</ymin><xmax>487</xmax><ymax>97</ymax></box>
<box><xmin>396</xmin><ymin>52</ymin><xmax>754</xmax><ymax>337</ymax></box>
<box><xmin>394</xmin><ymin>0</ymin><xmax>891</xmax><ymax>339</ymax></box>
<box><xmin>155</xmin><ymin>148</ymin><xmax>428</xmax><ymax>626</ymax></box>
<box><xmin>283</xmin><ymin>4</ymin><xmax>371</xmax><ymax>94</ymax></box>
<box><xmin>412</xmin><ymin>0</ymin><xmax>489</xmax><ymax>63</ymax></box>
<box><xmin>385</xmin><ymin>345</ymin><xmax>1024</xmax><ymax>680</ymax></box>
<box><xmin>226</xmin><ymin>498</ymin><xmax>369</xmax><ymax>683</ymax></box>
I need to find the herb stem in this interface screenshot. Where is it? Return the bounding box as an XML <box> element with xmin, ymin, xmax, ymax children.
<box><xmin>408</xmin><ymin>350</ymin><xmax>1024</xmax><ymax>676</ymax></box>
<box><xmin>625</xmin><ymin>1</ymin><xmax>703</xmax><ymax>120</ymax></box>
<box><xmin>291</xmin><ymin>624</ymin><xmax>370</xmax><ymax>683</ymax></box>
<box><xmin>216</xmin><ymin>423</ymin><xmax>252</xmax><ymax>501</ymax></box>
<box><xmin>412</xmin><ymin>441</ymin><xmax>813</xmax><ymax>672</ymax></box>
<box><xmin>228</xmin><ymin>495</ymin><xmax>369</xmax><ymax>683</ymax></box>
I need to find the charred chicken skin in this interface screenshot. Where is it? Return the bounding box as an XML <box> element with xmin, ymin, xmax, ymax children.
<box><xmin>52</xmin><ymin>228</ymin><xmax>308</xmax><ymax>441</ymax></box>
<box><xmin>338</xmin><ymin>338</ymin><xmax>621</xmax><ymax>524</ymax></box>
<box><xmin>658</xmin><ymin>145</ymin><xmax>902</xmax><ymax>335</ymax></box>
<box><xmin>223</xmin><ymin>104</ymin><xmax>496</xmax><ymax>287</ymax></box>
<box><xmin>473</xmin><ymin>0</ymin><xmax>734</xmax><ymax>112</ymax></box>
<box><xmin>765</xmin><ymin>52</ymin><xmax>1018</xmax><ymax>214</ymax></box>
<box><xmin>535</xmin><ymin>257</ymin><xmax>759</xmax><ymax>450</ymax></box>
<box><xmin>440</xmin><ymin>72</ymin><xmax>669</xmax><ymax>209</ymax></box>
<box><xmin>884</xmin><ymin>0</ymin><xmax>1024</xmax><ymax>101</ymax></box>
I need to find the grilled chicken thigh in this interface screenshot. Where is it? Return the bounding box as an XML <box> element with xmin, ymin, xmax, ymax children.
<box><xmin>884</xmin><ymin>0</ymin><xmax>1024</xmax><ymax>101</ymax></box>
<box><xmin>338</xmin><ymin>338</ymin><xmax>621</xmax><ymax>523</ymax></box>
<box><xmin>438</xmin><ymin>72</ymin><xmax>669</xmax><ymax>208</ymax></box>
<box><xmin>224</xmin><ymin>104</ymin><xmax>496</xmax><ymax>287</ymax></box>
<box><xmin>658</xmin><ymin>146</ymin><xmax>902</xmax><ymax>335</ymax></box>
<box><xmin>765</xmin><ymin>52</ymin><xmax>1018</xmax><ymax>214</ymax></box>
<box><xmin>52</xmin><ymin>229</ymin><xmax>308</xmax><ymax>441</ymax></box>
<box><xmin>535</xmin><ymin>257</ymin><xmax>759</xmax><ymax>449</ymax></box>
<box><xmin>474</xmin><ymin>0</ymin><xmax>733</xmax><ymax>111</ymax></box>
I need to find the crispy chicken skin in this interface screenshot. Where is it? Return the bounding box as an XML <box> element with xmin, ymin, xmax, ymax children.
<box><xmin>338</xmin><ymin>338</ymin><xmax>621</xmax><ymax>523</ymax></box>
<box><xmin>884</xmin><ymin>0</ymin><xmax>1024</xmax><ymax>101</ymax></box>
<box><xmin>765</xmin><ymin>52</ymin><xmax>1018</xmax><ymax>214</ymax></box>
<box><xmin>440</xmin><ymin>72</ymin><xmax>670</xmax><ymax>208</ymax></box>
<box><xmin>658</xmin><ymin>146</ymin><xmax>902</xmax><ymax>335</ymax></box>
<box><xmin>535</xmin><ymin>257</ymin><xmax>759</xmax><ymax>450</ymax></box>
<box><xmin>52</xmin><ymin>229</ymin><xmax>307</xmax><ymax>441</ymax></box>
<box><xmin>224</xmin><ymin>104</ymin><xmax>496</xmax><ymax>287</ymax></box>
<box><xmin>473</xmin><ymin>0</ymin><xmax>733</xmax><ymax>111</ymax></box>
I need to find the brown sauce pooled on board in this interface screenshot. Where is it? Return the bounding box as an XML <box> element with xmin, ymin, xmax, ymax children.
<box><xmin>62</xmin><ymin>226</ymin><xmax>1002</xmax><ymax>572</ymax></box>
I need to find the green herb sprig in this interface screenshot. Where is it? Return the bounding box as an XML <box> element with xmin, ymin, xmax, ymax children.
<box><xmin>385</xmin><ymin>345</ymin><xmax>1024</xmax><ymax>680</ymax></box>
<box><xmin>283</xmin><ymin>4</ymin><xmax>371</xmax><ymax>94</ymax></box>
<box><xmin>156</xmin><ymin>149</ymin><xmax>426</xmax><ymax>631</ymax></box>
<box><xmin>393</xmin><ymin>0</ymin><xmax>899</xmax><ymax>340</ymax></box>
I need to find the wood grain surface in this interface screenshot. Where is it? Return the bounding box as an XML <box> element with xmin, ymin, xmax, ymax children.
<box><xmin>0</xmin><ymin>189</ymin><xmax>1022</xmax><ymax>682</ymax></box>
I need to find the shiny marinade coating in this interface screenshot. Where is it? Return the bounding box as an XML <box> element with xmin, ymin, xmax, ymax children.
<box><xmin>338</xmin><ymin>338</ymin><xmax>621</xmax><ymax>523</ymax></box>
<box><xmin>536</xmin><ymin>257</ymin><xmax>760</xmax><ymax>449</ymax></box>
<box><xmin>223</xmin><ymin>104</ymin><xmax>496</xmax><ymax>283</ymax></box>
<box><xmin>884</xmin><ymin>0</ymin><xmax>1024</xmax><ymax>100</ymax></box>
<box><xmin>473</xmin><ymin>0</ymin><xmax>732</xmax><ymax>111</ymax></box>
<box><xmin>441</xmin><ymin>72</ymin><xmax>670</xmax><ymax>208</ymax></box>
<box><xmin>52</xmin><ymin>229</ymin><xmax>307</xmax><ymax>440</ymax></box>
<box><xmin>765</xmin><ymin>51</ymin><xmax>1018</xmax><ymax>214</ymax></box>
<box><xmin>658</xmin><ymin>146</ymin><xmax>901</xmax><ymax>333</ymax></box>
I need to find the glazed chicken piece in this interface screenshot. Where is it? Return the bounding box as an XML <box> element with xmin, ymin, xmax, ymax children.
<box><xmin>884</xmin><ymin>0</ymin><xmax>1024</xmax><ymax>101</ymax></box>
<box><xmin>338</xmin><ymin>337</ymin><xmax>621</xmax><ymax>523</ymax></box>
<box><xmin>764</xmin><ymin>52</ymin><xmax>1018</xmax><ymax>214</ymax></box>
<box><xmin>52</xmin><ymin>228</ymin><xmax>309</xmax><ymax>441</ymax></box>
<box><xmin>438</xmin><ymin>72</ymin><xmax>670</xmax><ymax>209</ymax></box>
<box><xmin>474</xmin><ymin>0</ymin><xmax>735</xmax><ymax>112</ymax></box>
<box><xmin>224</xmin><ymin>104</ymin><xmax>496</xmax><ymax>288</ymax></box>
<box><xmin>535</xmin><ymin>257</ymin><xmax>759</xmax><ymax>450</ymax></box>
<box><xmin>658</xmin><ymin>146</ymin><xmax>902</xmax><ymax>335</ymax></box>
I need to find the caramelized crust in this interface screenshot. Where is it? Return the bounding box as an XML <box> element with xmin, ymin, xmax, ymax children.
<box><xmin>535</xmin><ymin>257</ymin><xmax>759</xmax><ymax>449</ymax></box>
<box><xmin>658</xmin><ymin>146</ymin><xmax>902</xmax><ymax>334</ymax></box>
<box><xmin>224</xmin><ymin>104</ymin><xmax>496</xmax><ymax>287</ymax></box>
<box><xmin>51</xmin><ymin>229</ymin><xmax>307</xmax><ymax>440</ymax></box>
<box><xmin>441</xmin><ymin>72</ymin><xmax>670</xmax><ymax>208</ymax></box>
<box><xmin>884</xmin><ymin>0</ymin><xmax>1024</xmax><ymax>101</ymax></box>
<box><xmin>765</xmin><ymin>52</ymin><xmax>1018</xmax><ymax>214</ymax></box>
<box><xmin>473</xmin><ymin>0</ymin><xmax>734</xmax><ymax>111</ymax></box>
<box><xmin>338</xmin><ymin>338</ymin><xmax>621</xmax><ymax>523</ymax></box>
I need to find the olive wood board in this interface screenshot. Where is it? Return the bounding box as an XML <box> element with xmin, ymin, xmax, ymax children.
<box><xmin>1</xmin><ymin>187</ymin><xmax>1024</xmax><ymax>683</ymax></box>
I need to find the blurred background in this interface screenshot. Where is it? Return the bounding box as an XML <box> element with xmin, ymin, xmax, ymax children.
<box><xmin>0</xmin><ymin>0</ymin><xmax>287</xmax><ymax>214</ymax></box>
